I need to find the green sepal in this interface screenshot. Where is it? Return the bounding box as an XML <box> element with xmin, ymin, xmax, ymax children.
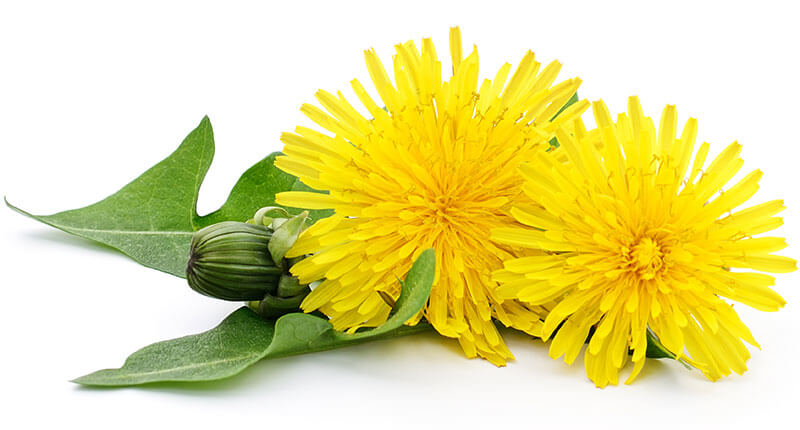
<box><xmin>267</xmin><ymin>211</ymin><xmax>309</xmax><ymax>265</ymax></box>
<box><xmin>277</xmin><ymin>274</ymin><xmax>306</xmax><ymax>297</ymax></box>
<box><xmin>257</xmin><ymin>294</ymin><xmax>308</xmax><ymax>319</ymax></box>
<box><xmin>645</xmin><ymin>328</ymin><xmax>675</xmax><ymax>359</ymax></box>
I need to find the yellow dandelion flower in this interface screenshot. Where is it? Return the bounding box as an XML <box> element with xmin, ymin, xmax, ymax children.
<box><xmin>274</xmin><ymin>27</ymin><xmax>589</xmax><ymax>365</ymax></box>
<box><xmin>493</xmin><ymin>96</ymin><xmax>796</xmax><ymax>386</ymax></box>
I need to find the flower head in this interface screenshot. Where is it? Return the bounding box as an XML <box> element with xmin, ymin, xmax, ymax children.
<box><xmin>493</xmin><ymin>97</ymin><xmax>796</xmax><ymax>386</ymax></box>
<box><xmin>274</xmin><ymin>28</ymin><xmax>588</xmax><ymax>364</ymax></box>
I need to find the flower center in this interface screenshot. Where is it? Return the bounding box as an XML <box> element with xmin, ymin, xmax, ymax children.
<box><xmin>629</xmin><ymin>237</ymin><xmax>664</xmax><ymax>280</ymax></box>
<box><xmin>433</xmin><ymin>195</ymin><xmax>456</xmax><ymax>213</ymax></box>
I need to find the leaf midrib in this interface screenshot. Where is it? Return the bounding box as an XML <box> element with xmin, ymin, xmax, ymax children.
<box><xmin>110</xmin><ymin>353</ymin><xmax>261</xmax><ymax>380</ymax></box>
<box><xmin>58</xmin><ymin>227</ymin><xmax>194</xmax><ymax>236</ymax></box>
<box><xmin>6</xmin><ymin>199</ymin><xmax>195</xmax><ymax>237</ymax></box>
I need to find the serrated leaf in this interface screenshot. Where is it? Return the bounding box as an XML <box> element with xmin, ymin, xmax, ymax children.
<box><xmin>72</xmin><ymin>249</ymin><xmax>435</xmax><ymax>386</ymax></box>
<box><xmin>6</xmin><ymin>117</ymin><xmax>332</xmax><ymax>277</ymax></box>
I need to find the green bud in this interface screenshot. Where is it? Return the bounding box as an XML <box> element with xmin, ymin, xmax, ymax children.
<box><xmin>186</xmin><ymin>209</ymin><xmax>314</xmax><ymax>319</ymax></box>
<box><xmin>187</xmin><ymin>221</ymin><xmax>282</xmax><ymax>301</ymax></box>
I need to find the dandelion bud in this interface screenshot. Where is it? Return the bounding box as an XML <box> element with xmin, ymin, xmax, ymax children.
<box><xmin>186</xmin><ymin>221</ymin><xmax>282</xmax><ymax>301</ymax></box>
<box><xmin>186</xmin><ymin>210</ymin><xmax>311</xmax><ymax>308</ymax></box>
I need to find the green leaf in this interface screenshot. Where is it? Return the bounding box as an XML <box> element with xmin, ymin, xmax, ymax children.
<box><xmin>548</xmin><ymin>92</ymin><xmax>580</xmax><ymax>149</ymax></box>
<box><xmin>72</xmin><ymin>249</ymin><xmax>436</xmax><ymax>386</ymax></box>
<box><xmin>645</xmin><ymin>328</ymin><xmax>676</xmax><ymax>360</ymax></box>
<box><xmin>6</xmin><ymin>117</ymin><xmax>331</xmax><ymax>278</ymax></box>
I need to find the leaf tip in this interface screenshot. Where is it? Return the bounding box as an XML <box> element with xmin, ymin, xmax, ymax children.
<box><xmin>70</xmin><ymin>369</ymin><xmax>110</xmax><ymax>386</ymax></box>
<box><xmin>419</xmin><ymin>247</ymin><xmax>435</xmax><ymax>259</ymax></box>
<box><xmin>191</xmin><ymin>116</ymin><xmax>214</xmax><ymax>138</ymax></box>
<box><xmin>69</xmin><ymin>374</ymin><xmax>95</xmax><ymax>386</ymax></box>
<box><xmin>4</xmin><ymin>196</ymin><xmax>32</xmax><ymax>217</ymax></box>
<box><xmin>415</xmin><ymin>248</ymin><xmax>436</xmax><ymax>274</ymax></box>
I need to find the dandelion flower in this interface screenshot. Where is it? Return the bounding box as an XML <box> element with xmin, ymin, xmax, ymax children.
<box><xmin>274</xmin><ymin>28</ymin><xmax>588</xmax><ymax>364</ymax></box>
<box><xmin>493</xmin><ymin>97</ymin><xmax>796</xmax><ymax>386</ymax></box>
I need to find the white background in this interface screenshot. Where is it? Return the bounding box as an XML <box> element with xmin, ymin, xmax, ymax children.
<box><xmin>1</xmin><ymin>1</ymin><xmax>799</xmax><ymax>428</ymax></box>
